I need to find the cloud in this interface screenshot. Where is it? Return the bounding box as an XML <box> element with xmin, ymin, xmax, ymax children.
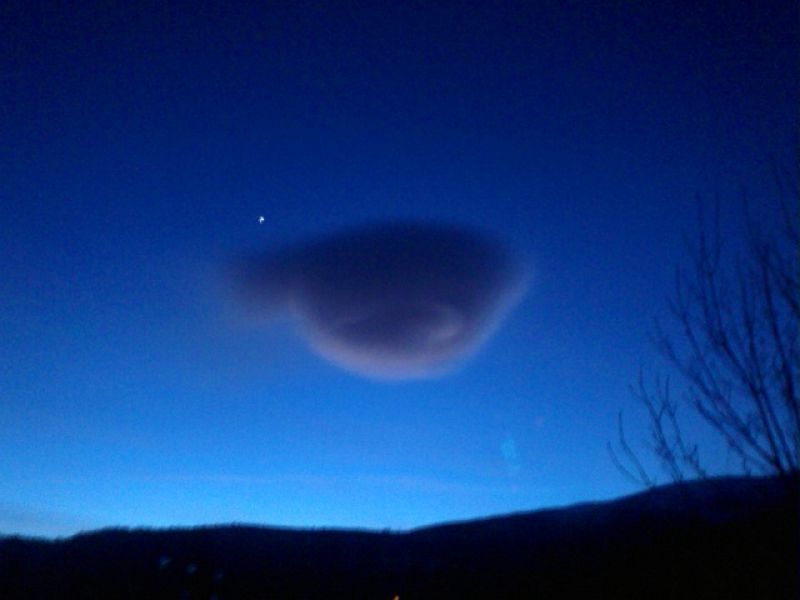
<box><xmin>231</xmin><ymin>221</ymin><xmax>529</xmax><ymax>379</ymax></box>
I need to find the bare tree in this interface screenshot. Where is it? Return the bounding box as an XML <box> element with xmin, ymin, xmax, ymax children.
<box><xmin>610</xmin><ymin>166</ymin><xmax>799</xmax><ymax>487</ymax></box>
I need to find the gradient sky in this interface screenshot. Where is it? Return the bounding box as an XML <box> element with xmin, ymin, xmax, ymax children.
<box><xmin>2</xmin><ymin>1</ymin><xmax>797</xmax><ymax>537</ymax></box>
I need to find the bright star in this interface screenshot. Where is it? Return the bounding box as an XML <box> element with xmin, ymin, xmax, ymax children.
<box><xmin>258</xmin><ymin>216</ymin><xmax>265</xmax><ymax>224</ymax></box>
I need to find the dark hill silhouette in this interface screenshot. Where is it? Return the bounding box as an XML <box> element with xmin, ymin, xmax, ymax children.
<box><xmin>1</xmin><ymin>476</ymin><xmax>797</xmax><ymax>599</ymax></box>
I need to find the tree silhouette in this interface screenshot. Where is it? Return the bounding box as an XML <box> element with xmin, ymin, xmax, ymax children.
<box><xmin>610</xmin><ymin>165</ymin><xmax>799</xmax><ymax>486</ymax></box>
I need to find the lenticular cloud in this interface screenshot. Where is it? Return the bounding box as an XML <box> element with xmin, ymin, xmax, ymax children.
<box><xmin>232</xmin><ymin>221</ymin><xmax>528</xmax><ymax>379</ymax></box>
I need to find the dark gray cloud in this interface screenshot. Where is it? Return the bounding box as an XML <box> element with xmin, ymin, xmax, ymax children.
<box><xmin>232</xmin><ymin>222</ymin><xmax>529</xmax><ymax>379</ymax></box>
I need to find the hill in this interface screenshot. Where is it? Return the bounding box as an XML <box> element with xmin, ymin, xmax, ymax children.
<box><xmin>1</xmin><ymin>475</ymin><xmax>797</xmax><ymax>599</ymax></box>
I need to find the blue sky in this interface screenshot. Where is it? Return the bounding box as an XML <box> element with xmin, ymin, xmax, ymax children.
<box><xmin>1</xmin><ymin>1</ymin><xmax>797</xmax><ymax>536</ymax></box>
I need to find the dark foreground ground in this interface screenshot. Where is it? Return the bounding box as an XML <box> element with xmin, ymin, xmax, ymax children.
<box><xmin>1</xmin><ymin>476</ymin><xmax>797</xmax><ymax>599</ymax></box>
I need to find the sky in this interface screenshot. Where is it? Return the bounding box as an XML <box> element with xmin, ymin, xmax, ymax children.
<box><xmin>1</xmin><ymin>1</ymin><xmax>797</xmax><ymax>537</ymax></box>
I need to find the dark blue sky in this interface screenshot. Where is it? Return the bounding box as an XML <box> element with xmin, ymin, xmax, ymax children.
<box><xmin>2</xmin><ymin>1</ymin><xmax>797</xmax><ymax>536</ymax></box>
